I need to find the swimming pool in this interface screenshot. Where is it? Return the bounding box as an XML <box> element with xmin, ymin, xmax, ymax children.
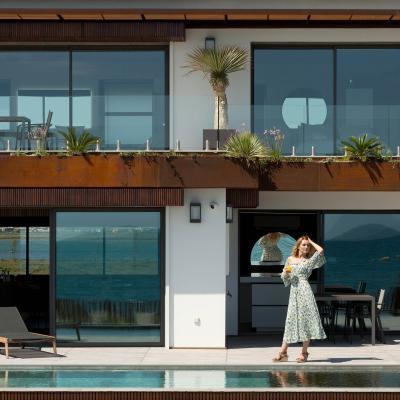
<box><xmin>0</xmin><ymin>367</ymin><xmax>399</xmax><ymax>389</ymax></box>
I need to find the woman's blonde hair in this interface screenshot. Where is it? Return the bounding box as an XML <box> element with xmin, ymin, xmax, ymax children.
<box><xmin>291</xmin><ymin>235</ymin><xmax>315</xmax><ymax>258</ymax></box>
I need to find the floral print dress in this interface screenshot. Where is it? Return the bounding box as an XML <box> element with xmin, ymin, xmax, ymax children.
<box><xmin>281</xmin><ymin>251</ymin><xmax>327</xmax><ymax>344</ymax></box>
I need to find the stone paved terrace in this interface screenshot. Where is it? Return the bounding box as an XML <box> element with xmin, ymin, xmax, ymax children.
<box><xmin>0</xmin><ymin>335</ymin><xmax>399</xmax><ymax>368</ymax></box>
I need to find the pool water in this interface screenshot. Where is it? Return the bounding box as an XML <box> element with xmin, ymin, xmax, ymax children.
<box><xmin>0</xmin><ymin>369</ymin><xmax>399</xmax><ymax>389</ymax></box>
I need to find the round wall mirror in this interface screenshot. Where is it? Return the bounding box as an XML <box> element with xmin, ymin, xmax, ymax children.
<box><xmin>250</xmin><ymin>232</ymin><xmax>296</xmax><ymax>266</ymax></box>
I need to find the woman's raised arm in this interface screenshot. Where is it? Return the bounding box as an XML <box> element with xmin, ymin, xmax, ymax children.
<box><xmin>308</xmin><ymin>238</ymin><xmax>324</xmax><ymax>254</ymax></box>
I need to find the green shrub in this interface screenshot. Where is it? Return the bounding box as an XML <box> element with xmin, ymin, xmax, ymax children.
<box><xmin>223</xmin><ymin>131</ymin><xmax>267</xmax><ymax>162</ymax></box>
<box><xmin>341</xmin><ymin>134</ymin><xmax>384</xmax><ymax>162</ymax></box>
<box><xmin>58</xmin><ymin>128</ymin><xmax>99</xmax><ymax>155</ymax></box>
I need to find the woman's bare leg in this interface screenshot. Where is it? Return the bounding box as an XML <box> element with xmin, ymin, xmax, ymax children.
<box><xmin>296</xmin><ymin>340</ymin><xmax>310</xmax><ymax>362</ymax></box>
<box><xmin>280</xmin><ymin>341</ymin><xmax>289</xmax><ymax>354</ymax></box>
<box><xmin>302</xmin><ymin>340</ymin><xmax>310</xmax><ymax>354</ymax></box>
<box><xmin>272</xmin><ymin>340</ymin><xmax>289</xmax><ymax>361</ymax></box>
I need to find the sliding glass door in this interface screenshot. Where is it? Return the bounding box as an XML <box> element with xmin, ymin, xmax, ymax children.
<box><xmin>55</xmin><ymin>211</ymin><xmax>163</xmax><ymax>345</ymax></box>
<box><xmin>0</xmin><ymin>225</ymin><xmax>50</xmax><ymax>333</ymax></box>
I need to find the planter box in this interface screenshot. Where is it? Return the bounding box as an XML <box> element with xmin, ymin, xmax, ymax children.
<box><xmin>260</xmin><ymin>161</ymin><xmax>400</xmax><ymax>191</ymax></box>
<box><xmin>0</xmin><ymin>153</ymin><xmax>257</xmax><ymax>189</ymax></box>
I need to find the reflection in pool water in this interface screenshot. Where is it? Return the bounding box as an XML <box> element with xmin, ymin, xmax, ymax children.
<box><xmin>0</xmin><ymin>369</ymin><xmax>399</xmax><ymax>388</ymax></box>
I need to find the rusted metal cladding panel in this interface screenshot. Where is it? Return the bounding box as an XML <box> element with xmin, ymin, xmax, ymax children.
<box><xmin>0</xmin><ymin>188</ymin><xmax>183</xmax><ymax>207</ymax></box>
<box><xmin>158</xmin><ymin>156</ymin><xmax>258</xmax><ymax>188</ymax></box>
<box><xmin>0</xmin><ymin>21</ymin><xmax>185</xmax><ymax>42</ymax></box>
<box><xmin>0</xmin><ymin>155</ymin><xmax>258</xmax><ymax>189</ymax></box>
<box><xmin>260</xmin><ymin>162</ymin><xmax>400</xmax><ymax>191</ymax></box>
<box><xmin>226</xmin><ymin>189</ymin><xmax>259</xmax><ymax>208</ymax></box>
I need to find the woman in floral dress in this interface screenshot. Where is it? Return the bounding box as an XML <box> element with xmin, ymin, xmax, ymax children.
<box><xmin>273</xmin><ymin>236</ymin><xmax>326</xmax><ymax>363</ymax></box>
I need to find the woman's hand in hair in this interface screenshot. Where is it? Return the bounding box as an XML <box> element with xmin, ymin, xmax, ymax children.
<box><xmin>308</xmin><ymin>238</ymin><xmax>324</xmax><ymax>255</ymax></box>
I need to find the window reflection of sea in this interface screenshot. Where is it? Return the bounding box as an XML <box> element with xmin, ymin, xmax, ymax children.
<box><xmin>325</xmin><ymin>239</ymin><xmax>400</xmax><ymax>296</ymax></box>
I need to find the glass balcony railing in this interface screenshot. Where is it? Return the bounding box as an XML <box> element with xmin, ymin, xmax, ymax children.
<box><xmin>1</xmin><ymin>95</ymin><xmax>400</xmax><ymax>156</ymax></box>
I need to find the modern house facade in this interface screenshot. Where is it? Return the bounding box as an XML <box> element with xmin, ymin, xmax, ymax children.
<box><xmin>0</xmin><ymin>0</ymin><xmax>400</xmax><ymax>349</ymax></box>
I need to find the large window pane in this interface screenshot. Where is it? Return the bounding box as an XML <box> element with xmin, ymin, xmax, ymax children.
<box><xmin>0</xmin><ymin>227</ymin><xmax>26</xmax><ymax>275</ymax></box>
<box><xmin>337</xmin><ymin>49</ymin><xmax>400</xmax><ymax>153</ymax></box>
<box><xmin>253</xmin><ymin>49</ymin><xmax>334</xmax><ymax>155</ymax></box>
<box><xmin>56</xmin><ymin>212</ymin><xmax>162</xmax><ymax>344</ymax></box>
<box><xmin>324</xmin><ymin>214</ymin><xmax>400</xmax><ymax>332</ymax></box>
<box><xmin>0</xmin><ymin>52</ymin><xmax>69</xmax><ymax>150</ymax></box>
<box><xmin>72</xmin><ymin>51</ymin><xmax>167</xmax><ymax>150</ymax></box>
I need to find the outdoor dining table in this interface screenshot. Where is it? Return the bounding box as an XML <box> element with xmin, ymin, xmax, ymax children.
<box><xmin>0</xmin><ymin>116</ymin><xmax>31</xmax><ymax>131</ymax></box>
<box><xmin>315</xmin><ymin>293</ymin><xmax>376</xmax><ymax>345</ymax></box>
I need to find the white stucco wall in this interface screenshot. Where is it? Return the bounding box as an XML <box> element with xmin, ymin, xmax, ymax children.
<box><xmin>167</xmin><ymin>188</ymin><xmax>227</xmax><ymax>348</ymax></box>
<box><xmin>171</xmin><ymin>28</ymin><xmax>400</xmax><ymax>150</ymax></box>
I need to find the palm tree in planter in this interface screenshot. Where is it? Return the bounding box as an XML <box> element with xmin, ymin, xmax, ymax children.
<box><xmin>184</xmin><ymin>45</ymin><xmax>249</xmax><ymax>147</ymax></box>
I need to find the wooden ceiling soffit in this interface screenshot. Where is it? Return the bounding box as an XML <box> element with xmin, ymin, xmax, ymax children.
<box><xmin>350</xmin><ymin>14</ymin><xmax>393</xmax><ymax>20</ymax></box>
<box><xmin>19</xmin><ymin>14</ymin><xmax>59</xmax><ymax>20</ymax></box>
<box><xmin>0</xmin><ymin>8</ymin><xmax>399</xmax><ymax>22</ymax></box>
<box><xmin>309</xmin><ymin>14</ymin><xmax>351</xmax><ymax>21</ymax></box>
<box><xmin>0</xmin><ymin>188</ymin><xmax>183</xmax><ymax>207</ymax></box>
<box><xmin>0</xmin><ymin>21</ymin><xmax>185</xmax><ymax>42</ymax></box>
<box><xmin>61</xmin><ymin>13</ymin><xmax>104</xmax><ymax>20</ymax></box>
<box><xmin>226</xmin><ymin>189</ymin><xmax>259</xmax><ymax>208</ymax></box>
<box><xmin>101</xmin><ymin>13</ymin><xmax>142</xmax><ymax>20</ymax></box>
<box><xmin>227</xmin><ymin>13</ymin><xmax>268</xmax><ymax>20</ymax></box>
<box><xmin>0</xmin><ymin>14</ymin><xmax>20</xmax><ymax>19</ymax></box>
<box><xmin>144</xmin><ymin>13</ymin><xmax>186</xmax><ymax>20</ymax></box>
<box><xmin>268</xmin><ymin>14</ymin><xmax>309</xmax><ymax>20</ymax></box>
<box><xmin>185</xmin><ymin>13</ymin><xmax>225</xmax><ymax>20</ymax></box>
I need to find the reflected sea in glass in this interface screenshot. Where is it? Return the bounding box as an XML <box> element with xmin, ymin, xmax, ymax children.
<box><xmin>0</xmin><ymin>369</ymin><xmax>399</xmax><ymax>388</ymax></box>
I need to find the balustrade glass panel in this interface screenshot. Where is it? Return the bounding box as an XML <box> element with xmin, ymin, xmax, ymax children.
<box><xmin>253</xmin><ymin>48</ymin><xmax>334</xmax><ymax>155</ymax></box>
<box><xmin>0</xmin><ymin>52</ymin><xmax>69</xmax><ymax>150</ymax></box>
<box><xmin>71</xmin><ymin>51</ymin><xmax>167</xmax><ymax>150</ymax></box>
<box><xmin>336</xmin><ymin>49</ymin><xmax>400</xmax><ymax>153</ymax></box>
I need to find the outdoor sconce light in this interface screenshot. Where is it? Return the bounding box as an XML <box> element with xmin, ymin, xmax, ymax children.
<box><xmin>226</xmin><ymin>204</ymin><xmax>233</xmax><ymax>223</ymax></box>
<box><xmin>205</xmin><ymin>37</ymin><xmax>216</xmax><ymax>49</ymax></box>
<box><xmin>190</xmin><ymin>203</ymin><xmax>201</xmax><ymax>223</ymax></box>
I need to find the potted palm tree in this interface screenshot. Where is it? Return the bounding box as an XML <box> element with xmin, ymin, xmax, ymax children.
<box><xmin>184</xmin><ymin>45</ymin><xmax>249</xmax><ymax>149</ymax></box>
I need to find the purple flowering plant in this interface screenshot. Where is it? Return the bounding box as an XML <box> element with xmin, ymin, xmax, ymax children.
<box><xmin>263</xmin><ymin>127</ymin><xmax>285</xmax><ymax>161</ymax></box>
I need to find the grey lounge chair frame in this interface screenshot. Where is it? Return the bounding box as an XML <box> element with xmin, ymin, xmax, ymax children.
<box><xmin>0</xmin><ymin>307</ymin><xmax>57</xmax><ymax>358</ymax></box>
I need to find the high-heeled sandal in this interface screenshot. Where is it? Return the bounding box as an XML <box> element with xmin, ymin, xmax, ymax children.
<box><xmin>296</xmin><ymin>351</ymin><xmax>309</xmax><ymax>363</ymax></box>
<box><xmin>272</xmin><ymin>352</ymin><xmax>288</xmax><ymax>362</ymax></box>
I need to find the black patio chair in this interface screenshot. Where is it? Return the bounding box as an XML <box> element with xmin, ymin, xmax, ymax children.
<box><xmin>345</xmin><ymin>288</ymin><xmax>386</xmax><ymax>344</ymax></box>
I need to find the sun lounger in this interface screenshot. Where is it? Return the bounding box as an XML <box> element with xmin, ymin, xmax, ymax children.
<box><xmin>0</xmin><ymin>307</ymin><xmax>56</xmax><ymax>358</ymax></box>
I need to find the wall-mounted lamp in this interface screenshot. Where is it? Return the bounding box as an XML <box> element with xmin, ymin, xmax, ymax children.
<box><xmin>190</xmin><ymin>203</ymin><xmax>201</xmax><ymax>223</ymax></box>
<box><xmin>205</xmin><ymin>37</ymin><xmax>216</xmax><ymax>50</ymax></box>
<box><xmin>226</xmin><ymin>204</ymin><xmax>233</xmax><ymax>223</ymax></box>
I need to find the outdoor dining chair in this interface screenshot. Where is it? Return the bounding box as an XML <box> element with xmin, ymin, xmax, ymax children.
<box><xmin>345</xmin><ymin>288</ymin><xmax>386</xmax><ymax>344</ymax></box>
<box><xmin>24</xmin><ymin>110</ymin><xmax>53</xmax><ymax>150</ymax></box>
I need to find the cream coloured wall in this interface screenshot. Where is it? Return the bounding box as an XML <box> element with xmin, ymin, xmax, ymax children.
<box><xmin>167</xmin><ymin>189</ymin><xmax>227</xmax><ymax>348</ymax></box>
